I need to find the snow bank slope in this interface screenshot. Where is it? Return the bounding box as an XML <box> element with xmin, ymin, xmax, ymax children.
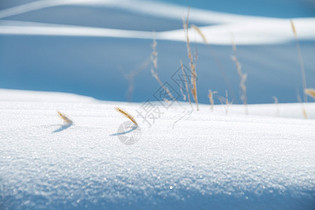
<box><xmin>0</xmin><ymin>89</ymin><xmax>314</xmax><ymax>209</ymax></box>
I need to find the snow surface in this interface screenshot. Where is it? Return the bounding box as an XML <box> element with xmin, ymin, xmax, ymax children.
<box><xmin>1</xmin><ymin>89</ymin><xmax>314</xmax><ymax>209</ymax></box>
<box><xmin>1</xmin><ymin>0</ymin><xmax>315</xmax><ymax>45</ymax></box>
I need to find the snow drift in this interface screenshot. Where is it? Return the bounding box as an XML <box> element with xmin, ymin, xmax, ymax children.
<box><xmin>0</xmin><ymin>90</ymin><xmax>314</xmax><ymax>209</ymax></box>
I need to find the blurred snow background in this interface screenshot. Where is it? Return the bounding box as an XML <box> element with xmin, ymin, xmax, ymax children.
<box><xmin>0</xmin><ymin>0</ymin><xmax>315</xmax><ymax>104</ymax></box>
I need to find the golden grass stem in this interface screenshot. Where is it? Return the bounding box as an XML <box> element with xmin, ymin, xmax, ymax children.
<box><xmin>291</xmin><ymin>20</ymin><xmax>307</xmax><ymax>103</ymax></box>
<box><xmin>180</xmin><ymin>60</ymin><xmax>192</xmax><ymax>108</ymax></box>
<box><xmin>57</xmin><ymin>111</ymin><xmax>72</xmax><ymax>124</ymax></box>
<box><xmin>183</xmin><ymin>8</ymin><xmax>199</xmax><ymax>111</ymax></box>
<box><xmin>305</xmin><ymin>88</ymin><xmax>315</xmax><ymax>99</ymax></box>
<box><xmin>115</xmin><ymin>107</ymin><xmax>138</xmax><ymax>126</ymax></box>
<box><xmin>191</xmin><ymin>25</ymin><xmax>208</xmax><ymax>44</ymax></box>
<box><xmin>302</xmin><ymin>108</ymin><xmax>308</xmax><ymax>119</ymax></box>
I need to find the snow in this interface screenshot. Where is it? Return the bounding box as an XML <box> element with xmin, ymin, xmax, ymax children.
<box><xmin>1</xmin><ymin>18</ymin><xmax>315</xmax><ymax>45</ymax></box>
<box><xmin>1</xmin><ymin>89</ymin><xmax>315</xmax><ymax>209</ymax></box>
<box><xmin>1</xmin><ymin>0</ymin><xmax>315</xmax><ymax>45</ymax></box>
<box><xmin>0</xmin><ymin>0</ymin><xmax>282</xmax><ymax>23</ymax></box>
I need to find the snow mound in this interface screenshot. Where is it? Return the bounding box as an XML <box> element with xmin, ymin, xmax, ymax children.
<box><xmin>0</xmin><ymin>90</ymin><xmax>314</xmax><ymax>209</ymax></box>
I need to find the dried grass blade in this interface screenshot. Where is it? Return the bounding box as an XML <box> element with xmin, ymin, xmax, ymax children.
<box><xmin>305</xmin><ymin>88</ymin><xmax>315</xmax><ymax>99</ymax></box>
<box><xmin>57</xmin><ymin>111</ymin><xmax>73</xmax><ymax>124</ymax></box>
<box><xmin>115</xmin><ymin>107</ymin><xmax>138</xmax><ymax>126</ymax></box>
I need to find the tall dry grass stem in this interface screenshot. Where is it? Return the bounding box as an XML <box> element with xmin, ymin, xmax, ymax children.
<box><xmin>191</xmin><ymin>25</ymin><xmax>208</xmax><ymax>44</ymax></box>
<box><xmin>180</xmin><ymin>60</ymin><xmax>192</xmax><ymax>108</ymax></box>
<box><xmin>150</xmin><ymin>38</ymin><xmax>176</xmax><ymax>103</ymax></box>
<box><xmin>183</xmin><ymin>8</ymin><xmax>199</xmax><ymax>111</ymax></box>
<box><xmin>208</xmin><ymin>90</ymin><xmax>217</xmax><ymax>112</ymax></box>
<box><xmin>218</xmin><ymin>91</ymin><xmax>232</xmax><ymax>115</ymax></box>
<box><xmin>115</xmin><ymin>107</ymin><xmax>138</xmax><ymax>126</ymax></box>
<box><xmin>291</xmin><ymin>20</ymin><xmax>307</xmax><ymax>103</ymax></box>
<box><xmin>231</xmin><ymin>35</ymin><xmax>248</xmax><ymax>115</ymax></box>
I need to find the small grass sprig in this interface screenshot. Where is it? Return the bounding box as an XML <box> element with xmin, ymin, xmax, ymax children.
<box><xmin>180</xmin><ymin>60</ymin><xmax>192</xmax><ymax>107</ymax></box>
<box><xmin>218</xmin><ymin>91</ymin><xmax>232</xmax><ymax>115</ymax></box>
<box><xmin>291</xmin><ymin>20</ymin><xmax>307</xmax><ymax>103</ymax></box>
<box><xmin>208</xmin><ymin>90</ymin><xmax>217</xmax><ymax>112</ymax></box>
<box><xmin>115</xmin><ymin>107</ymin><xmax>138</xmax><ymax>126</ymax></box>
<box><xmin>191</xmin><ymin>24</ymin><xmax>208</xmax><ymax>44</ymax></box>
<box><xmin>305</xmin><ymin>88</ymin><xmax>315</xmax><ymax>100</ymax></box>
<box><xmin>57</xmin><ymin>111</ymin><xmax>73</xmax><ymax>124</ymax></box>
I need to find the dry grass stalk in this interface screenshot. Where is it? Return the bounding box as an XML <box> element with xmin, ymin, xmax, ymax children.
<box><xmin>291</xmin><ymin>19</ymin><xmax>307</xmax><ymax>103</ymax></box>
<box><xmin>57</xmin><ymin>111</ymin><xmax>72</xmax><ymax>124</ymax></box>
<box><xmin>180</xmin><ymin>61</ymin><xmax>192</xmax><ymax>106</ymax></box>
<box><xmin>150</xmin><ymin>38</ymin><xmax>176</xmax><ymax>102</ymax></box>
<box><xmin>178</xmin><ymin>83</ymin><xmax>186</xmax><ymax>101</ymax></box>
<box><xmin>290</xmin><ymin>20</ymin><xmax>297</xmax><ymax>39</ymax></box>
<box><xmin>208</xmin><ymin>90</ymin><xmax>217</xmax><ymax>112</ymax></box>
<box><xmin>231</xmin><ymin>55</ymin><xmax>248</xmax><ymax>114</ymax></box>
<box><xmin>191</xmin><ymin>25</ymin><xmax>208</xmax><ymax>44</ymax></box>
<box><xmin>115</xmin><ymin>107</ymin><xmax>138</xmax><ymax>126</ymax></box>
<box><xmin>218</xmin><ymin>91</ymin><xmax>232</xmax><ymax>115</ymax></box>
<box><xmin>231</xmin><ymin>35</ymin><xmax>248</xmax><ymax>115</ymax></box>
<box><xmin>183</xmin><ymin>8</ymin><xmax>199</xmax><ymax>111</ymax></box>
<box><xmin>180</xmin><ymin>60</ymin><xmax>192</xmax><ymax>107</ymax></box>
<box><xmin>302</xmin><ymin>108</ymin><xmax>308</xmax><ymax>119</ymax></box>
<box><xmin>305</xmin><ymin>88</ymin><xmax>315</xmax><ymax>99</ymax></box>
<box><xmin>125</xmin><ymin>58</ymin><xmax>150</xmax><ymax>101</ymax></box>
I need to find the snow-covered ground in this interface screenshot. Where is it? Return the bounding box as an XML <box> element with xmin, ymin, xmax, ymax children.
<box><xmin>0</xmin><ymin>89</ymin><xmax>314</xmax><ymax>209</ymax></box>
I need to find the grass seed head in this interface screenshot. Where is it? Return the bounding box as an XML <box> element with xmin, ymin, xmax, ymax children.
<box><xmin>305</xmin><ymin>88</ymin><xmax>315</xmax><ymax>99</ymax></box>
<box><xmin>57</xmin><ymin>111</ymin><xmax>73</xmax><ymax>124</ymax></box>
<box><xmin>115</xmin><ymin>107</ymin><xmax>138</xmax><ymax>126</ymax></box>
